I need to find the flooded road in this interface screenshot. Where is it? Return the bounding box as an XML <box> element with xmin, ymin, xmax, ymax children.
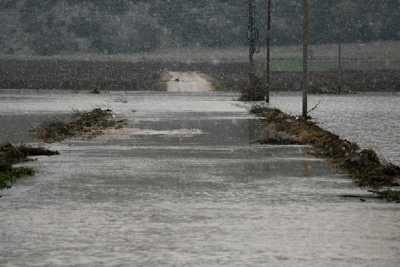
<box><xmin>1</xmin><ymin>90</ymin><xmax>400</xmax><ymax>266</ymax></box>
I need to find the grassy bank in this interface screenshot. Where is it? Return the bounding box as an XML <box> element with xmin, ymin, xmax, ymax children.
<box><xmin>0</xmin><ymin>144</ymin><xmax>59</xmax><ymax>190</ymax></box>
<box><xmin>35</xmin><ymin>108</ymin><xmax>127</xmax><ymax>143</ymax></box>
<box><xmin>252</xmin><ymin>106</ymin><xmax>400</xmax><ymax>202</ymax></box>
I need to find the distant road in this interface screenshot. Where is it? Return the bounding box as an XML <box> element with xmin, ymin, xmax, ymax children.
<box><xmin>166</xmin><ymin>71</ymin><xmax>214</xmax><ymax>92</ymax></box>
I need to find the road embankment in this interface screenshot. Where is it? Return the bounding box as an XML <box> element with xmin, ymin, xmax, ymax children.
<box><xmin>252</xmin><ymin>106</ymin><xmax>400</xmax><ymax>202</ymax></box>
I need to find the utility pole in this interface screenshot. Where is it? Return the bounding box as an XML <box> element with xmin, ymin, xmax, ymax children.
<box><xmin>302</xmin><ymin>0</ymin><xmax>310</xmax><ymax>119</ymax></box>
<box><xmin>264</xmin><ymin>0</ymin><xmax>272</xmax><ymax>103</ymax></box>
<box><xmin>248</xmin><ymin>0</ymin><xmax>257</xmax><ymax>101</ymax></box>
<box><xmin>337</xmin><ymin>41</ymin><xmax>343</xmax><ymax>94</ymax></box>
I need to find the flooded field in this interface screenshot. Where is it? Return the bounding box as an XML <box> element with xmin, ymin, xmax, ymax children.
<box><xmin>271</xmin><ymin>92</ymin><xmax>400</xmax><ymax>165</ymax></box>
<box><xmin>0</xmin><ymin>90</ymin><xmax>399</xmax><ymax>266</ymax></box>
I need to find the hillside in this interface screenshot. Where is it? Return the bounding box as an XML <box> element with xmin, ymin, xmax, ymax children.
<box><xmin>0</xmin><ymin>0</ymin><xmax>399</xmax><ymax>55</ymax></box>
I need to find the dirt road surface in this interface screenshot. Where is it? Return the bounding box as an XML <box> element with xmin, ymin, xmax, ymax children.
<box><xmin>166</xmin><ymin>71</ymin><xmax>214</xmax><ymax>92</ymax></box>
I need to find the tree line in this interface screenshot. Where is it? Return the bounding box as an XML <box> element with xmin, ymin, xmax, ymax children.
<box><xmin>0</xmin><ymin>0</ymin><xmax>399</xmax><ymax>55</ymax></box>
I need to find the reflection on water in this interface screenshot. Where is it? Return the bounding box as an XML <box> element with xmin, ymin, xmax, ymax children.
<box><xmin>0</xmin><ymin>113</ymin><xmax>71</xmax><ymax>143</ymax></box>
<box><xmin>0</xmin><ymin>91</ymin><xmax>399</xmax><ymax>267</ymax></box>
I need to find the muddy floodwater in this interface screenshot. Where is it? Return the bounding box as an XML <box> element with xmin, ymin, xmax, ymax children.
<box><xmin>0</xmin><ymin>90</ymin><xmax>400</xmax><ymax>266</ymax></box>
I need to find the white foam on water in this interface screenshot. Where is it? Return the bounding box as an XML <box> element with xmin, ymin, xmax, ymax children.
<box><xmin>98</xmin><ymin>127</ymin><xmax>205</xmax><ymax>140</ymax></box>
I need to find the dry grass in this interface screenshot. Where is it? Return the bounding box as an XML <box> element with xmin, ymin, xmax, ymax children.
<box><xmin>35</xmin><ymin>108</ymin><xmax>127</xmax><ymax>143</ymax></box>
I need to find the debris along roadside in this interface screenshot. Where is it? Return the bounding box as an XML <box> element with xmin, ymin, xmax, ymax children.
<box><xmin>34</xmin><ymin>108</ymin><xmax>127</xmax><ymax>143</ymax></box>
<box><xmin>1</xmin><ymin>108</ymin><xmax>126</xmax><ymax>191</ymax></box>
<box><xmin>0</xmin><ymin>143</ymin><xmax>59</xmax><ymax>190</ymax></box>
<box><xmin>251</xmin><ymin>105</ymin><xmax>400</xmax><ymax>202</ymax></box>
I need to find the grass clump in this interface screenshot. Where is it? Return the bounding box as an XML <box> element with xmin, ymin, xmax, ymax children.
<box><xmin>239</xmin><ymin>75</ymin><xmax>266</xmax><ymax>101</ymax></box>
<box><xmin>250</xmin><ymin>105</ymin><xmax>281</xmax><ymax>115</ymax></box>
<box><xmin>256</xmin><ymin>107</ymin><xmax>400</xmax><ymax>201</ymax></box>
<box><xmin>0</xmin><ymin>167</ymin><xmax>35</xmax><ymax>190</ymax></box>
<box><xmin>1</xmin><ymin>143</ymin><xmax>59</xmax><ymax>165</ymax></box>
<box><xmin>35</xmin><ymin>108</ymin><xmax>126</xmax><ymax>143</ymax></box>
<box><xmin>0</xmin><ymin>143</ymin><xmax>59</xmax><ymax>190</ymax></box>
<box><xmin>254</xmin><ymin>107</ymin><xmax>305</xmax><ymax>145</ymax></box>
<box><xmin>372</xmin><ymin>190</ymin><xmax>400</xmax><ymax>203</ymax></box>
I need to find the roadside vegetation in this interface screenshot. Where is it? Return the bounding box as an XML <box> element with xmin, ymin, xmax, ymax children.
<box><xmin>1</xmin><ymin>108</ymin><xmax>126</xmax><ymax>191</ymax></box>
<box><xmin>0</xmin><ymin>143</ymin><xmax>58</xmax><ymax>190</ymax></box>
<box><xmin>251</xmin><ymin>105</ymin><xmax>400</xmax><ymax>202</ymax></box>
<box><xmin>35</xmin><ymin>108</ymin><xmax>127</xmax><ymax>143</ymax></box>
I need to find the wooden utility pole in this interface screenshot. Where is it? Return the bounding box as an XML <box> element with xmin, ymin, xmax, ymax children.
<box><xmin>302</xmin><ymin>0</ymin><xmax>310</xmax><ymax>119</ymax></box>
<box><xmin>264</xmin><ymin>0</ymin><xmax>272</xmax><ymax>103</ymax></box>
<box><xmin>337</xmin><ymin>41</ymin><xmax>343</xmax><ymax>94</ymax></box>
<box><xmin>248</xmin><ymin>0</ymin><xmax>257</xmax><ymax>100</ymax></box>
